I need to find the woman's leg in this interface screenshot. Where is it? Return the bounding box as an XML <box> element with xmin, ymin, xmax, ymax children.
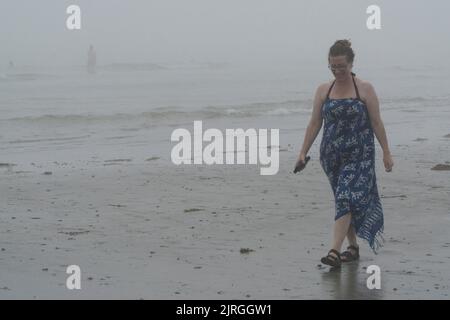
<box><xmin>331</xmin><ymin>212</ymin><xmax>352</xmax><ymax>253</ymax></box>
<box><xmin>346</xmin><ymin>224</ymin><xmax>358</xmax><ymax>247</ymax></box>
<box><xmin>340</xmin><ymin>223</ymin><xmax>360</xmax><ymax>261</ymax></box>
<box><xmin>321</xmin><ymin>212</ymin><xmax>352</xmax><ymax>266</ymax></box>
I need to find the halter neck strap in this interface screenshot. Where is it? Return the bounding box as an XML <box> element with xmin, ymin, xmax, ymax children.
<box><xmin>326</xmin><ymin>72</ymin><xmax>360</xmax><ymax>100</ymax></box>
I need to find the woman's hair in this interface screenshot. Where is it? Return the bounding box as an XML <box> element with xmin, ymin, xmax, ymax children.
<box><xmin>328</xmin><ymin>39</ymin><xmax>355</xmax><ymax>63</ymax></box>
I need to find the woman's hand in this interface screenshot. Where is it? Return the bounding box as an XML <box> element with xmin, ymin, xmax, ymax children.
<box><xmin>297</xmin><ymin>153</ymin><xmax>307</xmax><ymax>164</ymax></box>
<box><xmin>383</xmin><ymin>152</ymin><xmax>394</xmax><ymax>172</ymax></box>
<box><xmin>294</xmin><ymin>153</ymin><xmax>310</xmax><ymax>173</ymax></box>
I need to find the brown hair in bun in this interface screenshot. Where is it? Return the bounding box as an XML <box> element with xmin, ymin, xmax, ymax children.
<box><xmin>329</xmin><ymin>39</ymin><xmax>355</xmax><ymax>63</ymax></box>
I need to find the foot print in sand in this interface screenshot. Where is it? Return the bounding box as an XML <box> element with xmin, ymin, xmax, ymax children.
<box><xmin>0</xmin><ymin>163</ymin><xmax>16</xmax><ymax>168</ymax></box>
<box><xmin>431</xmin><ymin>164</ymin><xmax>450</xmax><ymax>171</ymax></box>
<box><xmin>184</xmin><ymin>208</ymin><xmax>204</xmax><ymax>213</ymax></box>
<box><xmin>240</xmin><ymin>248</ymin><xmax>254</xmax><ymax>254</ymax></box>
<box><xmin>0</xmin><ymin>163</ymin><xmax>17</xmax><ymax>172</ymax></box>
<box><xmin>103</xmin><ymin>159</ymin><xmax>132</xmax><ymax>166</ymax></box>
<box><xmin>58</xmin><ymin>228</ymin><xmax>91</xmax><ymax>237</ymax></box>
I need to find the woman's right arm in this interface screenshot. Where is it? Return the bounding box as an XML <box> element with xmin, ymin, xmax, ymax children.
<box><xmin>297</xmin><ymin>84</ymin><xmax>326</xmax><ymax>162</ymax></box>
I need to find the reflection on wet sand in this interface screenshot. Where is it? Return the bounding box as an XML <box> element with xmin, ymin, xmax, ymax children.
<box><xmin>321</xmin><ymin>262</ymin><xmax>385</xmax><ymax>299</ymax></box>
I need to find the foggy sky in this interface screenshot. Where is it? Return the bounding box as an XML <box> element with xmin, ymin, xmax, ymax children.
<box><xmin>1</xmin><ymin>0</ymin><xmax>449</xmax><ymax>68</ymax></box>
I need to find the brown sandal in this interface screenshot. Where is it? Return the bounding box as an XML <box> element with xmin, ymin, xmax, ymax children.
<box><xmin>320</xmin><ymin>249</ymin><xmax>341</xmax><ymax>267</ymax></box>
<box><xmin>340</xmin><ymin>245</ymin><xmax>360</xmax><ymax>262</ymax></box>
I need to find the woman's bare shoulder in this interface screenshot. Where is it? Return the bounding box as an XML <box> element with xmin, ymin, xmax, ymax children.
<box><xmin>355</xmin><ymin>77</ymin><xmax>376</xmax><ymax>92</ymax></box>
<box><xmin>315</xmin><ymin>81</ymin><xmax>334</xmax><ymax>99</ymax></box>
<box><xmin>355</xmin><ymin>77</ymin><xmax>377</xmax><ymax>102</ymax></box>
<box><xmin>317</xmin><ymin>80</ymin><xmax>334</xmax><ymax>90</ymax></box>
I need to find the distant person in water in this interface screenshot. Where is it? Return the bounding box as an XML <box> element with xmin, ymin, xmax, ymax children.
<box><xmin>87</xmin><ymin>45</ymin><xmax>97</xmax><ymax>74</ymax></box>
<box><xmin>8</xmin><ymin>60</ymin><xmax>14</xmax><ymax>68</ymax></box>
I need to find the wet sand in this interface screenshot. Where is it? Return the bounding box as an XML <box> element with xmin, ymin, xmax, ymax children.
<box><xmin>1</xmin><ymin>112</ymin><xmax>449</xmax><ymax>299</ymax></box>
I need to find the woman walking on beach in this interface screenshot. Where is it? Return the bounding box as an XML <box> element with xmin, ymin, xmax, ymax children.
<box><xmin>296</xmin><ymin>40</ymin><xmax>394</xmax><ymax>267</ymax></box>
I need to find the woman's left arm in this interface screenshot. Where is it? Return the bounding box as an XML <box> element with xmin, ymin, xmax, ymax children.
<box><xmin>364</xmin><ymin>82</ymin><xmax>394</xmax><ymax>172</ymax></box>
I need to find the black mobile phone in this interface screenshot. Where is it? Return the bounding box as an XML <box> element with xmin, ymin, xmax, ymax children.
<box><xmin>293</xmin><ymin>156</ymin><xmax>311</xmax><ymax>173</ymax></box>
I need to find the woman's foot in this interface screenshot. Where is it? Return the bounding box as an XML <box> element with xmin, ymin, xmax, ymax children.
<box><xmin>320</xmin><ymin>249</ymin><xmax>341</xmax><ymax>268</ymax></box>
<box><xmin>340</xmin><ymin>245</ymin><xmax>359</xmax><ymax>262</ymax></box>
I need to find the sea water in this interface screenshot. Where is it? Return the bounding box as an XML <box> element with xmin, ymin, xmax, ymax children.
<box><xmin>1</xmin><ymin>62</ymin><xmax>449</xmax><ymax>171</ymax></box>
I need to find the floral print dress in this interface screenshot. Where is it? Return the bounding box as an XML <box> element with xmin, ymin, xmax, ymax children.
<box><xmin>320</xmin><ymin>74</ymin><xmax>384</xmax><ymax>253</ymax></box>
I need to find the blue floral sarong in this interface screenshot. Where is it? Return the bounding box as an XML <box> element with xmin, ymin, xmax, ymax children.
<box><xmin>319</xmin><ymin>74</ymin><xmax>384</xmax><ymax>253</ymax></box>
